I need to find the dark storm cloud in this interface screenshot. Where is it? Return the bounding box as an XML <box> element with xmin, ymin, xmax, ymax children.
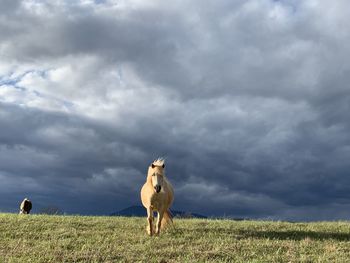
<box><xmin>1</xmin><ymin>0</ymin><xmax>350</xmax><ymax>220</ymax></box>
<box><xmin>0</xmin><ymin>101</ymin><xmax>150</xmax><ymax>213</ymax></box>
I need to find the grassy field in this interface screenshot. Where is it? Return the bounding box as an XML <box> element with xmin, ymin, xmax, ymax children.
<box><xmin>0</xmin><ymin>213</ymin><xmax>349</xmax><ymax>262</ymax></box>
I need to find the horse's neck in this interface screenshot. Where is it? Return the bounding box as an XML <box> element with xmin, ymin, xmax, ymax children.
<box><xmin>146</xmin><ymin>176</ymin><xmax>154</xmax><ymax>187</ymax></box>
<box><xmin>163</xmin><ymin>177</ymin><xmax>169</xmax><ymax>185</ymax></box>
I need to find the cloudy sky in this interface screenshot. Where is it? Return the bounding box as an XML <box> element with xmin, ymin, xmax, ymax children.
<box><xmin>1</xmin><ymin>0</ymin><xmax>350</xmax><ymax>220</ymax></box>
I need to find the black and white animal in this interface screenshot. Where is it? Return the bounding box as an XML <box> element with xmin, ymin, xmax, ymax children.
<box><xmin>19</xmin><ymin>198</ymin><xmax>32</xmax><ymax>214</ymax></box>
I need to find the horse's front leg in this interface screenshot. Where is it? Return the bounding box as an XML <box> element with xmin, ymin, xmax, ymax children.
<box><xmin>146</xmin><ymin>207</ymin><xmax>154</xmax><ymax>236</ymax></box>
<box><xmin>155</xmin><ymin>210</ymin><xmax>164</xmax><ymax>235</ymax></box>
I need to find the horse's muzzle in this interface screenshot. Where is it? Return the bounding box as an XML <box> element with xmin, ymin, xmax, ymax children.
<box><xmin>155</xmin><ymin>185</ymin><xmax>161</xmax><ymax>193</ymax></box>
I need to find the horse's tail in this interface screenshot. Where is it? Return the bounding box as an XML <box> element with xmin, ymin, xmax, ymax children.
<box><xmin>161</xmin><ymin>209</ymin><xmax>173</xmax><ymax>230</ymax></box>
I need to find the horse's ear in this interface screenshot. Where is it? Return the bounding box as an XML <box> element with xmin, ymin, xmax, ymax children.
<box><xmin>151</xmin><ymin>164</ymin><xmax>155</xmax><ymax>168</ymax></box>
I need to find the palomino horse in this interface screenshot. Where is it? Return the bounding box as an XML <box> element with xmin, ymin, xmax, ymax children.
<box><xmin>140</xmin><ymin>159</ymin><xmax>174</xmax><ymax>236</ymax></box>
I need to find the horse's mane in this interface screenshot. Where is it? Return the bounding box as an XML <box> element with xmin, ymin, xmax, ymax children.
<box><xmin>152</xmin><ymin>158</ymin><xmax>165</xmax><ymax>166</ymax></box>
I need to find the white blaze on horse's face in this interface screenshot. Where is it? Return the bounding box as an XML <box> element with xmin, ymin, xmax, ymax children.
<box><xmin>151</xmin><ymin>164</ymin><xmax>164</xmax><ymax>193</ymax></box>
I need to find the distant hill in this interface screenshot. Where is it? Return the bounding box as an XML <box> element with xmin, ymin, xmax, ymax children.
<box><xmin>110</xmin><ymin>205</ymin><xmax>207</xmax><ymax>218</ymax></box>
<box><xmin>110</xmin><ymin>205</ymin><xmax>146</xmax><ymax>217</ymax></box>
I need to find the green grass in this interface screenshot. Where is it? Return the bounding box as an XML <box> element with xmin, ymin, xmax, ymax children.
<box><xmin>0</xmin><ymin>213</ymin><xmax>349</xmax><ymax>262</ymax></box>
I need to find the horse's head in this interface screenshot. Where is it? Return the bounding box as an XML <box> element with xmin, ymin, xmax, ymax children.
<box><xmin>148</xmin><ymin>159</ymin><xmax>165</xmax><ymax>193</ymax></box>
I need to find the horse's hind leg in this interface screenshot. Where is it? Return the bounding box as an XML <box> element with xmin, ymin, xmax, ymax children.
<box><xmin>146</xmin><ymin>207</ymin><xmax>154</xmax><ymax>236</ymax></box>
<box><xmin>155</xmin><ymin>210</ymin><xmax>164</xmax><ymax>235</ymax></box>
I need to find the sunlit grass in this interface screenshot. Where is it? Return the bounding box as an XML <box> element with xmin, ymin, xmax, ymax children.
<box><xmin>0</xmin><ymin>213</ymin><xmax>349</xmax><ymax>262</ymax></box>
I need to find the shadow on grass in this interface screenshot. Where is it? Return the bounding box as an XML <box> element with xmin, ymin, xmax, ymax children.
<box><xmin>170</xmin><ymin>226</ymin><xmax>350</xmax><ymax>242</ymax></box>
<box><xmin>239</xmin><ymin>230</ymin><xmax>350</xmax><ymax>241</ymax></box>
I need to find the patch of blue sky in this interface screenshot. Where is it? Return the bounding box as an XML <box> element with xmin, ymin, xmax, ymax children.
<box><xmin>29</xmin><ymin>87</ymin><xmax>75</xmax><ymax>111</ymax></box>
<box><xmin>0</xmin><ymin>76</ymin><xmax>25</xmax><ymax>91</ymax></box>
<box><xmin>0</xmin><ymin>69</ymin><xmax>49</xmax><ymax>90</ymax></box>
<box><xmin>0</xmin><ymin>69</ymin><xmax>75</xmax><ymax>111</ymax></box>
